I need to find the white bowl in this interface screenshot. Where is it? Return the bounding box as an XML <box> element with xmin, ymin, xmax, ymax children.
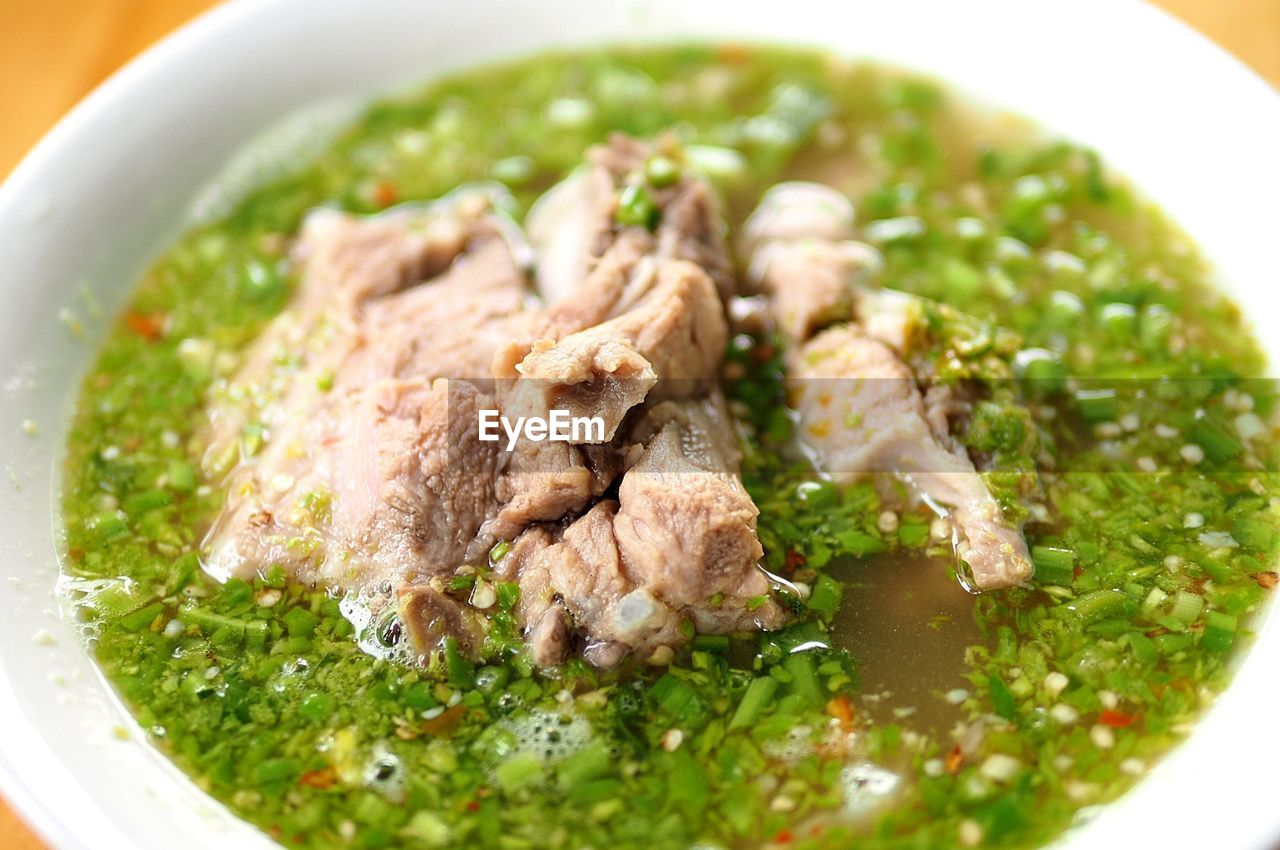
<box><xmin>2</xmin><ymin>1</ymin><xmax>1278</xmax><ymax>848</ymax></box>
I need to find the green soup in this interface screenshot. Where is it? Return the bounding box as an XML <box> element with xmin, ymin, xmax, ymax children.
<box><xmin>60</xmin><ymin>45</ymin><xmax>1277</xmax><ymax>850</ymax></box>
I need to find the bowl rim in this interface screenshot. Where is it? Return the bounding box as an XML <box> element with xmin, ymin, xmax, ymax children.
<box><xmin>3</xmin><ymin>1</ymin><xmax>1280</xmax><ymax>848</ymax></box>
<box><xmin>0</xmin><ymin>4</ymin><xmax>258</xmax><ymax>846</ymax></box>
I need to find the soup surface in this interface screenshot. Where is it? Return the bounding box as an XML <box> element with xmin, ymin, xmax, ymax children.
<box><xmin>60</xmin><ymin>45</ymin><xmax>1278</xmax><ymax>849</ymax></box>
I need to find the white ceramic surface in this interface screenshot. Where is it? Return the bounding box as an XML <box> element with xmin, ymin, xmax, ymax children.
<box><xmin>1</xmin><ymin>1</ymin><xmax>1278</xmax><ymax>848</ymax></box>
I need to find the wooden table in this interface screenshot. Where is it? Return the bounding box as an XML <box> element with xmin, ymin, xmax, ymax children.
<box><xmin>0</xmin><ymin>0</ymin><xmax>1276</xmax><ymax>846</ymax></box>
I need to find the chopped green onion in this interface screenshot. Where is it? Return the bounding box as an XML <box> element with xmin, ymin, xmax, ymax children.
<box><xmin>645</xmin><ymin>155</ymin><xmax>680</xmax><ymax>187</ymax></box>
<box><xmin>166</xmin><ymin>460</ymin><xmax>197</xmax><ymax>493</ymax></box>
<box><xmin>728</xmin><ymin>677</ymin><xmax>779</xmax><ymax>730</ymax></box>
<box><xmin>118</xmin><ymin>602</ymin><xmax>164</xmax><ymax>632</ymax></box>
<box><xmin>262</xmin><ymin>563</ymin><xmax>287</xmax><ymax>588</ymax></box>
<box><xmin>556</xmin><ymin>738</ymin><xmax>611</xmax><ymax>790</ymax></box>
<box><xmin>898</xmin><ymin>520</ymin><xmax>930</xmax><ymax>548</ymax></box>
<box><xmin>1153</xmin><ymin>632</ymin><xmax>1195</xmax><ymax>655</ymax></box>
<box><xmin>1076</xmin><ymin>388</ymin><xmax>1118</xmax><ymax>423</ymax></box>
<box><xmin>489</xmin><ymin>540</ymin><xmax>511</xmax><ymax>564</ymax></box>
<box><xmin>401</xmin><ymin>681</ymin><xmax>438</xmax><ymax>712</ymax></box>
<box><xmin>1198</xmin><ymin>556</ymin><xmax>1237</xmax><ymax>583</ymax></box>
<box><xmin>282</xmin><ymin>605</ymin><xmax>319</xmax><ymax>638</ymax></box>
<box><xmin>447</xmin><ymin>574</ymin><xmax>475</xmax><ymax>592</ymax></box>
<box><xmin>782</xmin><ymin>651</ymin><xmax>823</xmax><ymax>707</ymax></box>
<box><xmin>1044</xmin><ymin>291</ymin><xmax>1085</xmax><ymax>328</ymax></box>
<box><xmin>806</xmin><ymin>574</ymin><xmax>843</xmax><ymax>620</ymax></box>
<box><xmin>1127</xmin><ymin>631</ymin><xmax>1158</xmax><ymax>664</ymax></box>
<box><xmin>495</xmin><ymin>750</ymin><xmax>543</xmax><ymax>794</ymax></box>
<box><xmin>1141</xmin><ymin>587</ymin><xmax>1169</xmax><ymax>615</ymax></box>
<box><xmin>402</xmin><ymin>811</ymin><xmax>451</xmax><ymax>847</ymax></box>
<box><xmin>794</xmin><ymin>480</ymin><xmax>839</xmax><ymax>509</ymax></box>
<box><xmin>1099</xmin><ymin>303</ymin><xmax>1137</xmax><ymax>339</ymax></box>
<box><xmin>1070</xmin><ymin>589</ymin><xmax>1130</xmax><ymax>623</ymax></box>
<box><xmin>1140</xmin><ymin>304</ymin><xmax>1174</xmax><ymax>353</ymax></box>
<box><xmin>180</xmin><ymin>604</ymin><xmax>268</xmax><ymax>647</ymax></box>
<box><xmin>988</xmin><ymin>673</ymin><xmax>1018</xmax><ymax>720</ymax></box>
<box><xmin>665</xmin><ymin>748</ymin><xmax>710</xmax><ymax>815</ymax></box>
<box><xmin>1189</xmin><ymin>414</ymin><xmax>1242</xmax><ymax>464</ymax></box>
<box><xmin>615</xmin><ymin>183</ymin><xmax>659</xmax><ymax>230</ymax></box>
<box><xmin>254</xmin><ymin>757</ymin><xmax>300</xmax><ymax>787</ymax></box>
<box><xmin>833</xmin><ymin>529</ymin><xmax>886</xmax><ymax>556</ymax></box>
<box><xmin>1202</xmin><ymin>611</ymin><xmax>1238</xmax><ymax>652</ymax></box>
<box><xmin>1168</xmin><ymin>590</ymin><xmax>1204</xmax><ymax>626</ymax></box>
<box><xmin>1232</xmin><ymin>517</ymin><xmax>1273</xmax><ymax>551</ymax></box>
<box><xmin>489</xmin><ymin>155</ymin><xmax>535</xmax><ymax>186</ymax></box>
<box><xmin>692</xmin><ymin>634</ymin><xmax>729</xmax><ymax>653</ymax></box>
<box><xmin>86</xmin><ymin>510</ymin><xmax>128</xmax><ymax>542</ymax></box>
<box><xmin>1032</xmin><ymin>546</ymin><xmax>1075</xmax><ymax>586</ymax></box>
<box><xmin>495</xmin><ymin>581</ymin><xmax>520</xmax><ymax>611</ymax></box>
<box><xmin>1015</xmin><ymin>348</ymin><xmax>1067</xmax><ymax>396</ymax></box>
<box><xmin>86</xmin><ymin>583</ymin><xmax>140</xmax><ymax>618</ymax></box>
<box><xmin>299</xmin><ymin>692</ymin><xmax>336</xmax><ymax>722</ymax></box>
<box><xmin>124</xmin><ymin>489</ymin><xmax>170</xmax><ymax>515</ymax></box>
<box><xmin>443</xmin><ymin>637</ymin><xmax>475</xmax><ymax>688</ymax></box>
<box><xmin>651</xmin><ymin>674</ymin><xmax>703</xmax><ymax>722</ymax></box>
<box><xmin>566</xmin><ymin>779</ymin><xmax>623</xmax><ymax>807</ymax></box>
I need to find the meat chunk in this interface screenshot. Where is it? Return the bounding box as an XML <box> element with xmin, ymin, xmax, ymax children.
<box><xmin>482</xmin><ymin>432</ymin><xmax>621</xmax><ymax>546</ymax></box>
<box><xmin>486</xmin><ymin>137</ymin><xmax>733</xmax><ymax>541</ymax></box>
<box><xmin>473</xmin><ymin>139</ymin><xmax>782</xmax><ymax>666</ymax></box>
<box><xmin>544</xmin><ymin>501</ymin><xmax>679</xmax><ymax>668</ymax></box>
<box><xmin>744</xmin><ymin>181</ymin><xmax>1033</xmax><ymax>590</ymax></box>
<box><xmin>291</xmin><ymin>200</ymin><xmax>480</xmax><ymax>317</ymax></box>
<box><xmin>614</xmin><ymin>396</ymin><xmax>778</xmax><ymax>621</ymax></box>
<box><xmin>333</xmin><ymin>236</ymin><xmax>534</xmax><ymax>390</ymax></box>
<box><xmin>398</xmin><ymin>584</ymin><xmax>489</xmax><ymax>660</ymax></box>
<box><xmin>524</xmin><ymin>164</ymin><xmax>603</xmax><ymax>307</ymax></box>
<box><xmin>204</xmin><ymin>188</ymin><xmax>530</xmax><ymax>588</ymax></box>
<box><xmin>480</xmin><ymin>250</ymin><xmax>734</xmax><ymax>566</ymax></box>
<box><xmin>741</xmin><ymin>182</ymin><xmax>880</xmax><ymax>342</ymax></box>
<box><xmin>205</xmin><ymin>377</ymin><xmax>502</xmax><ymax>588</ymax></box>
<box><xmin>503</xmin><ymin>135</ymin><xmax>735</xmax><ymax>422</ymax></box>
<box><xmin>491</xmin><ymin>395</ymin><xmax>785</xmax><ymax>669</ymax></box>
<box><xmin>203</xmin><ymin>186</ymin><xmax>528</xmax><ymax>476</ymax></box>
<box><xmin>501</xmin><ymin>258</ymin><xmax>727</xmax><ymax>440</ymax></box>
<box><xmin>526</xmin><ymin>133</ymin><xmax>735</xmax><ymax>310</ymax></box>
<box><xmin>790</xmin><ymin>328</ymin><xmax>1033</xmax><ymax>589</ymax></box>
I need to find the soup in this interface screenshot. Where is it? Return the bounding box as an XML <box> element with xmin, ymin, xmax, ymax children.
<box><xmin>59</xmin><ymin>45</ymin><xmax>1277</xmax><ymax>850</ymax></box>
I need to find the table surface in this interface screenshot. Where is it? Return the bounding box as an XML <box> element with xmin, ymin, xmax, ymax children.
<box><xmin>1</xmin><ymin>0</ymin><xmax>1277</xmax><ymax>846</ymax></box>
